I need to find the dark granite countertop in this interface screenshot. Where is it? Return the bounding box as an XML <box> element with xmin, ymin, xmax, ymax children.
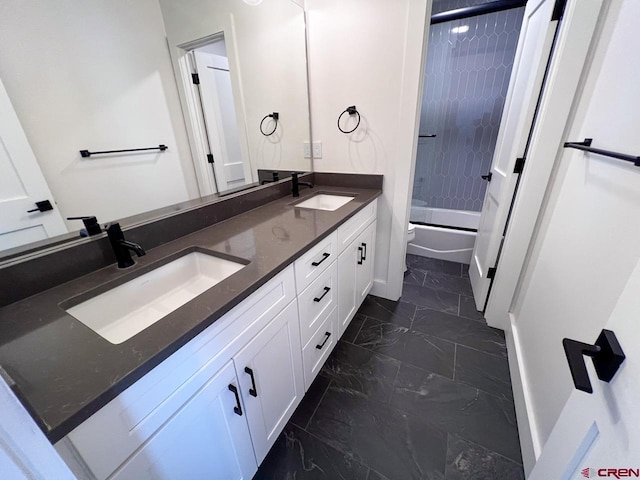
<box><xmin>0</xmin><ymin>183</ymin><xmax>381</xmax><ymax>443</ymax></box>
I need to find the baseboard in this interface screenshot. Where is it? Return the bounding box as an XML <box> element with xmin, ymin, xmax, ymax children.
<box><xmin>506</xmin><ymin>317</ymin><xmax>541</xmax><ymax>475</ymax></box>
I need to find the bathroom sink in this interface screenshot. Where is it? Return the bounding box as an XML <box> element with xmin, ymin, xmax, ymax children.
<box><xmin>66</xmin><ymin>251</ymin><xmax>247</xmax><ymax>344</ymax></box>
<box><xmin>294</xmin><ymin>193</ymin><xmax>355</xmax><ymax>211</ymax></box>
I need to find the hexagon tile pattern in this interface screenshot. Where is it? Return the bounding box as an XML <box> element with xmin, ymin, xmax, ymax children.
<box><xmin>412</xmin><ymin>6</ymin><xmax>525</xmax><ymax>215</ymax></box>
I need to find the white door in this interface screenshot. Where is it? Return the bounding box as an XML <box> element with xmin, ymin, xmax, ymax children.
<box><xmin>529</xmin><ymin>258</ymin><xmax>640</xmax><ymax>479</ymax></box>
<box><xmin>469</xmin><ymin>0</ymin><xmax>559</xmax><ymax>310</ymax></box>
<box><xmin>111</xmin><ymin>361</ymin><xmax>257</xmax><ymax>480</ymax></box>
<box><xmin>0</xmin><ymin>78</ymin><xmax>67</xmax><ymax>251</ymax></box>
<box><xmin>355</xmin><ymin>221</ymin><xmax>376</xmax><ymax>303</ymax></box>
<box><xmin>232</xmin><ymin>300</ymin><xmax>304</xmax><ymax>464</ymax></box>
<box><xmin>338</xmin><ymin>240</ymin><xmax>358</xmax><ymax>336</ymax></box>
<box><xmin>194</xmin><ymin>50</ymin><xmax>252</xmax><ymax>192</ymax></box>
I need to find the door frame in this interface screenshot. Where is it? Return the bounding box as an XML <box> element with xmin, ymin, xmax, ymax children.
<box><xmin>481</xmin><ymin>0</ymin><xmax>605</xmax><ymax>472</ymax></box>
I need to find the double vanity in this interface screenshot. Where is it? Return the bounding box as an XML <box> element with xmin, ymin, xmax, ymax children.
<box><xmin>0</xmin><ymin>176</ymin><xmax>381</xmax><ymax>479</ymax></box>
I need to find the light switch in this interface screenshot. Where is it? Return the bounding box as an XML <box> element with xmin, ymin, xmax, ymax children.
<box><xmin>312</xmin><ymin>141</ymin><xmax>322</xmax><ymax>159</ymax></box>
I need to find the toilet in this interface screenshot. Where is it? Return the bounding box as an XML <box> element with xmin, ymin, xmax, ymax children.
<box><xmin>405</xmin><ymin>223</ymin><xmax>416</xmax><ymax>272</ymax></box>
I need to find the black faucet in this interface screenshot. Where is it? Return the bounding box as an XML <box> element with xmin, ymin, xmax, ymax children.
<box><xmin>261</xmin><ymin>172</ymin><xmax>280</xmax><ymax>185</ymax></box>
<box><xmin>291</xmin><ymin>173</ymin><xmax>313</xmax><ymax>197</ymax></box>
<box><xmin>106</xmin><ymin>223</ymin><xmax>146</xmax><ymax>268</ymax></box>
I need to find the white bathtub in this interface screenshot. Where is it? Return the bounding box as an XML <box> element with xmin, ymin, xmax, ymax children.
<box><xmin>408</xmin><ymin>206</ymin><xmax>480</xmax><ymax>264</ymax></box>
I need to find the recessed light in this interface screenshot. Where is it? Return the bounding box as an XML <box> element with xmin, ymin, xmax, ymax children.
<box><xmin>242</xmin><ymin>0</ymin><xmax>263</xmax><ymax>5</ymax></box>
<box><xmin>451</xmin><ymin>25</ymin><xmax>470</xmax><ymax>34</ymax></box>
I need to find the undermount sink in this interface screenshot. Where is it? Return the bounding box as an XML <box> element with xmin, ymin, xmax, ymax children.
<box><xmin>66</xmin><ymin>251</ymin><xmax>248</xmax><ymax>344</ymax></box>
<box><xmin>294</xmin><ymin>193</ymin><xmax>355</xmax><ymax>211</ymax></box>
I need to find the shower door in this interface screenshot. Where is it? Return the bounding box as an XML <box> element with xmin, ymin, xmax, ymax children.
<box><xmin>411</xmin><ymin>2</ymin><xmax>525</xmax><ymax>228</ymax></box>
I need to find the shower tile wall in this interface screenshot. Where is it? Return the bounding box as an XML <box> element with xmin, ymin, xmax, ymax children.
<box><xmin>412</xmin><ymin>7</ymin><xmax>524</xmax><ymax>214</ymax></box>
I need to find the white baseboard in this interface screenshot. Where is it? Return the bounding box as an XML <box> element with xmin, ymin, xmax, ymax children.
<box><xmin>506</xmin><ymin>317</ymin><xmax>541</xmax><ymax>476</ymax></box>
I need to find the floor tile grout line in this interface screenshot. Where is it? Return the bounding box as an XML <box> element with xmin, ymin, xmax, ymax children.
<box><xmin>387</xmin><ymin>362</ymin><xmax>402</xmax><ymax>404</ymax></box>
<box><xmin>448</xmin><ymin>432</ymin><xmax>525</xmax><ymax>468</ymax></box>
<box><xmin>302</xmin><ymin>378</ymin><xmax>333</xmax><ymax>431</ymax></box>
<box><xmin>453</xmin><ymin>343</ymin><xmax>457</xmax><ymax>381</ymax></box>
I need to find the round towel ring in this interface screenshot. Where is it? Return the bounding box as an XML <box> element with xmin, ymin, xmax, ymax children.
<box><xmin>337</xmin><ymin>106</ymin><xmax>361</xmax><ymax>134</ymax></box>
<box><xmin>260</xmin><ymin>112</ymin><xmax>279</xmax><ymax>136</ymax></box>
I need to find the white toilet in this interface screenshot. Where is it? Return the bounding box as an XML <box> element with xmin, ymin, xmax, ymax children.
<box><xmin>405</xmin><ymin>223</ymin><xmax>416</xmax><ymax>272</ymax></box>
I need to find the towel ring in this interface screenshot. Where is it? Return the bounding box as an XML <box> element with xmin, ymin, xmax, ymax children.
<box><xmin>337</xmin><ymin>105</ymin><xmax>361</xmax><ymax>134</ymax></box>
<box><xmin>260</xmin><ymin>112</ymin><xmax>279</xmax><ymax>136</ymax></box>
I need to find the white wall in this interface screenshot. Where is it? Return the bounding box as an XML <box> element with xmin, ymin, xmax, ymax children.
<box><xmin>0</xmin><ymin>0</ymin><xmax>199</xmax><ymax>228</ymax></box>
<box><xmin>306</xmin><ymin>0</ymin><xmax>431</xmax><ymax>300</ymax></box>
<box><xmin>510</xmin><ymin>0</ymin><xmax>640</xmax><ymax>452</ymax></box>
<box><xmin>159</xmin><ymin>0</ymin><xmax>311</xmax><ymax>176</ymax></box>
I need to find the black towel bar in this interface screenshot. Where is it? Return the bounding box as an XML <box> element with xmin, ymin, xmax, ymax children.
<box><xmin>564</xmin><ymin>138</ymin><xmax>640</xmax><ymax>167</ymax></box>
<box><xmin>80</xmin><ymin>145</ymin><xmax>168</xmax><ymax>158</ymax></box>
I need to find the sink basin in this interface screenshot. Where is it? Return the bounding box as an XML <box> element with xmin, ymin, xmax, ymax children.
<box><xmin>294</xmin><ymin>194</ymin><xmax>355</xmax><ymax>211</ymax></box>
<box><xmin>66</xmin><ymin>251</ymin><xmax>247</xmax><ymax>344</ymax></box>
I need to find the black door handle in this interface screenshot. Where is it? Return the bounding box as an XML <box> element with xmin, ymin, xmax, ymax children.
<box><xmin>563</xmin><ymin>329</ymin><xmax>625</xmax><ymax>394</ymax></box>
<box><xmin>361</xmin><ymin>242</ymin><xmax>367</xmax><ymax>261</ymax></box>
<box><xmin>357</xmin><ymin>246</ymin><xmax>363</xmax><ymax>265</ymax></box>
<box><xmin>228</xmin><ymin>384</ymin><xmax>243</xmax><ymax>416</ymax></box>
<box><xmin>313</xmin><ymin>286</ymin><xmax>331</xmax><ymax>302</ymax></box>
<box><xmin>481</xmin><ymin>172</ymin><xmax>493</xmax><ymax>182</ymax></box>
<box><xmin>312</xmin><ymin>252</ymin><xmax>330</xmax><ymax>267</ymax></box>
<box><xmin>316</xmin><ymin>332</ymin><xmax>331</xmax><ymax>350</ymax></box>
<box><xmin>27</xmin><ymin>200</ymin><xmax>54</xmax><ymax>213</ymax></box>
<box><xmin>244</xmin><ymin>367</ymin><xmax>258</xmax><ymax>397</ymax></box>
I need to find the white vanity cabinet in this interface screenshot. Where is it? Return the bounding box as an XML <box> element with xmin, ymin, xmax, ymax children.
<box><xmin>57</xmin><ymin>199</ymin><xmax>378</xmax><ymax>480</ymax></box>
<box><xmin>110</xmin><ymin>361</ymin><xmax>256</xmax><ymax>480</ymax></box>
<box><xmin>232</xmin><ymin>300</ymin><xmax>304</xmax><ymax>464</ymax></box>
<box><xmin>337</xmin><ymin>208</ymin><xmax>377</xmax><ymax>336</ymax></box>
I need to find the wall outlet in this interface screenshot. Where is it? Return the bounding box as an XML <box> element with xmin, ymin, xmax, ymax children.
<box><xmin>303</xmin><ymin>142</ymin><xmax>311</xmax><ymax>159</ymax></box>
<box><xmin>312</xmin><ymin>141</ymin><xmax>322</xmax><ymax>159</ymax></box>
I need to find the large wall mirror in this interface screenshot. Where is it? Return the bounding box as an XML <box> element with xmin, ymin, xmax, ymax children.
<box><xmin>0</xmin><ymin>0</ymin><xmax>311</xmax><ymax>258</ymax></box>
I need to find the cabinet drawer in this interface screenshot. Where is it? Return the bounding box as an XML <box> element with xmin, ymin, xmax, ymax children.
<box><xmin>65</xmin><ymin>266</ymin><xmax>295</xmax><ymax>480</ymax></box>
<box><xmin>337</xmin><ymin>199</ymin><xmax>377</xmax><ymax>253</ymax></box>
<box><xmin>302</xmin><ymin>306</ymin><xmax>338</xmax><ymax>390</ymax></box>
<box><xmin>294</xmin><ymin>231</ymin><xmax>338</xmax><ymax>292</ymax></box>
<box><xmin>297</xmin><ymin>260</ymin><xmax>337</xmax><ymax>346</ymax></box>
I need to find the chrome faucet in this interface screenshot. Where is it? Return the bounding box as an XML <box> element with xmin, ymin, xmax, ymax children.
<box><xmin>106</xmin><ymin>223</ymin><xmax>146</xmax><ymax>268</ymax></box>
<box><xmin>291</xmin><ymin>173</ymin><xmax>313</xmax><ymax>197</ymax></box>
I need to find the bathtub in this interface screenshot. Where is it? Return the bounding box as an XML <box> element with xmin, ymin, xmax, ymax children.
<box><xmin>408</xmin><ymin>206</ymin><xmax>480</xmax><ymax>264</ymax></box>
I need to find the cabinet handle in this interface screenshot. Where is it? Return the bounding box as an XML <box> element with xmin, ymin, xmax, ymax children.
<box><xmin>228</xmin><ymin>384</ymin><xmax>243</xmax><ymax>416</ymax></box>
<box><xmin>312</xmin><ymin>252</ymin><xmax>330</xmax><ymax>267</ymax></box>
<box><xmin>244</xmin><ymin>367</ymin><xmax>258</xmax><ymax>397</ymax></box>
<box><xmin>316</xmin><ymin>332</ymin><xmax>331</xmax><ymax>350</ymax></box>
<box><xmin>357</xmin><ymin>246</ymin><xmax>363</xmax><ymax>265</ymax></box>
<box><xmin>361</xmin><ymin>242</ymin><xmax>367</xmax><ymax>261</ymax></box>
<box><xmin>313</xmin><ymin>286</ymin><xmax>331</xmax><ymax>302</ymax></box>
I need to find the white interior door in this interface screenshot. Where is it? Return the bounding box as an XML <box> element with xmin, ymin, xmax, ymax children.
<box><xmin>0</xmin><ymin>78</ymin><xmax>67</xmax><ymax>251</ymax></box>
<box><xmin>194</xmin><ymin>50</ymin><xmax>251</xmax><ymax>191</ymax></box>
<box><xmin>529</xmin><ymin>258</ymin><xmax>640</xmax><ymax>479</ymax></box>
<box><xmin>469</xmin><ymin>0</ymin><xmax>559</xmax><ymax>310</ymax></box>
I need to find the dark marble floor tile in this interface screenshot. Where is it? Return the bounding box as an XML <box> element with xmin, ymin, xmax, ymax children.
<box><xmin>367</xmin><ymin>469</ymin><xmax>390</xmax><ymax>480</ymax></box>
<box><xmin>342</xmin><ymin>313</ymin><xmax>368</xmax><ymax>343</ymax></box>
<box><xmin>424</xmin><ymin>271</ymin><xmax>473</xmax><ymax>297</ymax></box>
<box><xmin>458</xmin><ymin>296</ymin><xmax>485</xmax><ymax>323</ymax></box>
<box><xmin>357</xmin><ymin>295</ymin><xmax>416</xmax><ymax>328</ymax></box>
<box><xmin>401</xmin><ymin>284</ymin><xmax>460</xmax><ymax>315</ymax></box>
<box><xmin>390</xmin><ymin>364</ymin><xmax>522</xmax><ymax>464</ymax></box>
<box><xmin>407</xmin><ymin>254</ymin><xmax>464</xmax><ymax>276</ymax></box>
<box><xmin>320</xmin><ymin>341</ymin><xmax>400</xmax><ymax>404</ymax></box>
<box><xmin>455</xmin><ymin>346</ymin><xmax>513</xmax><ymax>400</ymax></box>
<box><xmin>445</xmin><ymin>435</ymin><xmax>524</xmax><ymax>480</ymax></box>
<box><xmin>404</xmin><ymin>268</ymin><xmax>427</xmax><ymax>286</ymax></box>
<box><xmin>412</xmin><ymin>309</ymin><xmax>507</xmax><ymax>358</ymax></box>
<box><xmin>307</xmin><ymin>386</ymin><xmax>447</xmax><ymax>480</ymax></box>
<box><xmin>354</xmin><ymin>318</ymin><xmax>455</xmax><ymax>379</ymax></box>
<box><xmin>254</xmin><ymin>424</ymin><xmax>370</xmax><ymax>480</ymax></box>
<box><xmin>290</xmin><ymin>374</ymin><xmax>331</xmax><ymax>429</ymax></box>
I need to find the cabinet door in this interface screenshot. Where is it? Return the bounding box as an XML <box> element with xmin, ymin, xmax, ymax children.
<box><xmin>111</xmin><ymin>361</ymin><xmax>256</xmax><ymax>480</ymax></box>
<box><xmin>233</xmin><ymin>300</ymin><xmax>304</xmax><ymax>464</ymax></box>
<box><xmin>337</xmin><ymin>239</ymin><xmax>358</xmax><ymax>336</ymax></box>
<box><xmin>356</xmin><ymin>221</ymin><xmax>376</xmax><ymax>303</ymax></box>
